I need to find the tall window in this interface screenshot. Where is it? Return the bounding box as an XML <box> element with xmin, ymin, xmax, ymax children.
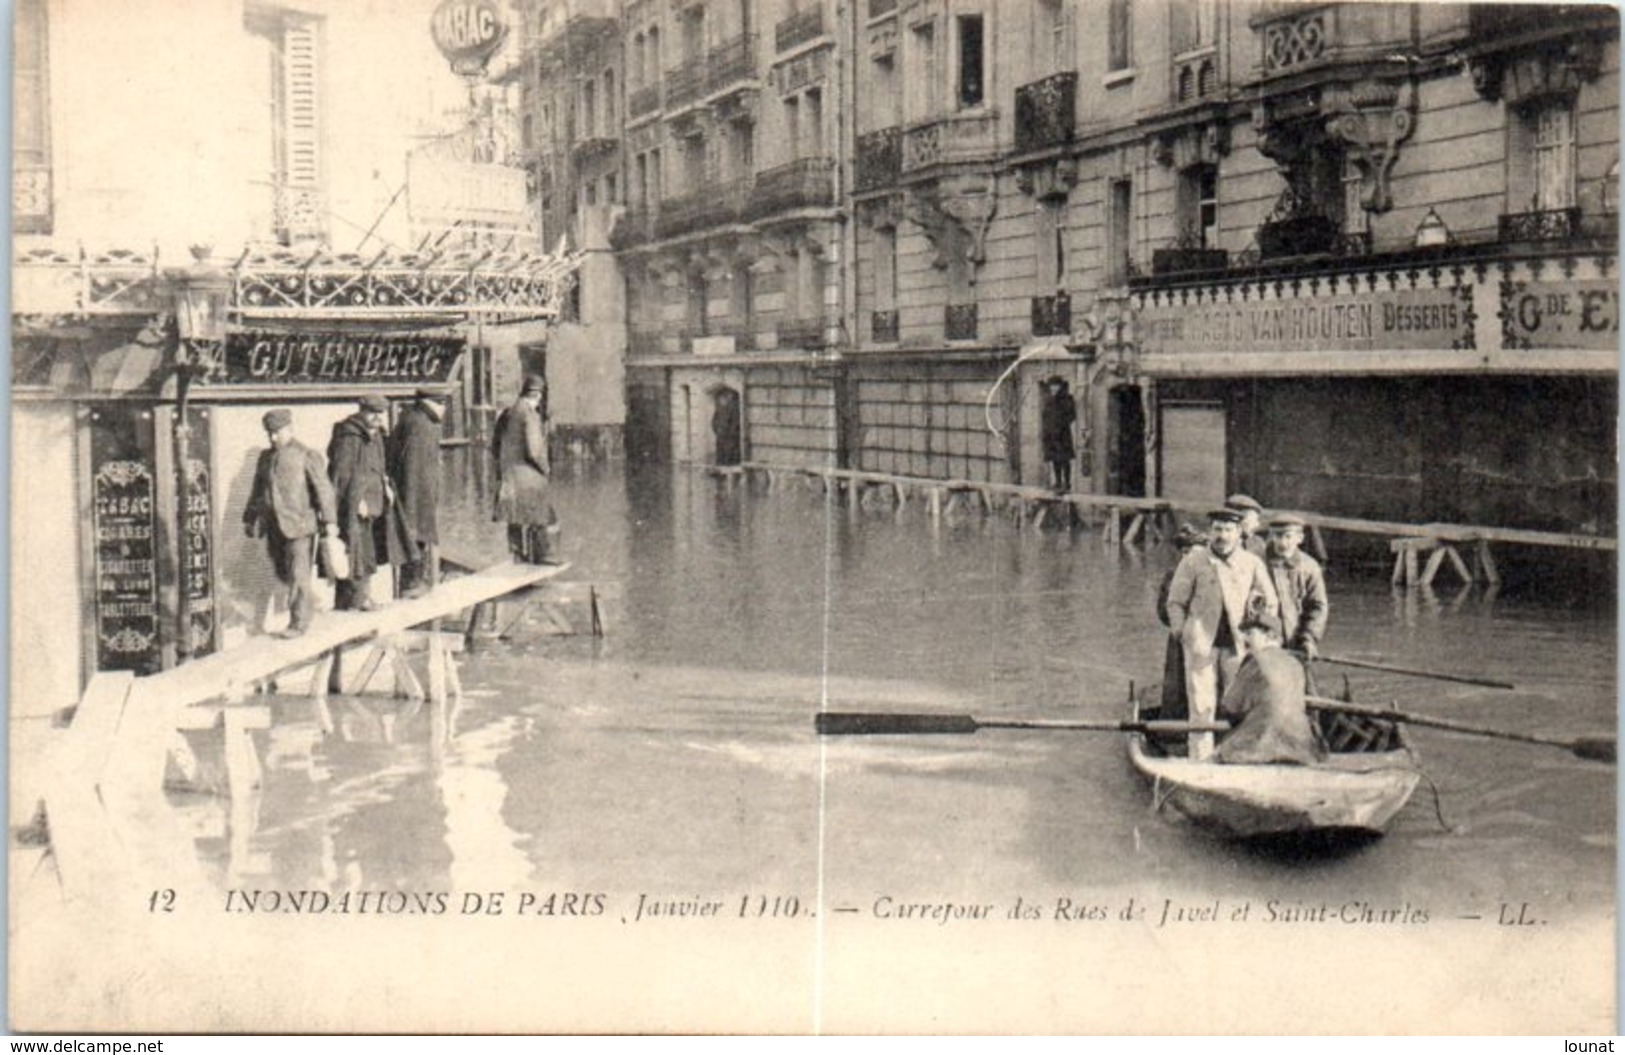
<box><xmin>1036</xmin><ymin>0</ymin><xmax>1070</xmax><ymax>76</ymax></box>
<box><xmin>636</xmin><ymin>154</ymin><xmax>650</xmax><ymax>207</ymax></box>
<box><xmin>1036</xmin><ymin>197</ymin><xmax>1067</xmax><ymax>288</ymax></box>
<box><xmin>804</xmin><ymin>88</ymin><xmax>824</xmax><ymax>155</ymax></box>
<box><xmin>247</xmin><ymin>7</ymin><xmax>326</xmax><ymax>245</ymax></box>
<box><xmin>1341</xmin><ymin>154</ymin><xmax>1368</xmax><ymax>238</ymax></box>
<box><xmin>14</xmin><ymin>0</ymin><xmax>51</xmax><ymax>235</ymax></box>
<box><xmin>784</xmin><ymin>95</ymin><xmax>800</xmax><ymax>159</ymax></box>
<box><xmin>1107</xmin><ymin>0</ymin><xmax>1133</xmax><ymax>72</ymax></box>
<box><xmin>729</xmin><ymin>121</ymin><xmax>754</xmax><ymax>178</ymax></box>
<box><xmin>682</xmin><ymin>135</ymin><xmax>705</xmax><ymax>191</ymax></box>
<box><xmin>957</xmin><ymin>14</ymin><xmax>984</xmax><ymax>108</ymax></box>
<box><xmin>651</xmin><ymin>147</ymin><xmax>663</xmax><ymax>201</ymax></box>
<box><xmin>1178</xmin><ymin>164</ymin><xmax>1217</xmax><ymax>247</ymax></box>
<box><xmin>603</xmin><ymin>69</ymin><xmax>616</xmax><ymax>130</ymax></box>
<box><xmin>1107</xmin><ymin>178</ymin><xmax>1133</xmax><ymax>286</ymax></box>
<box><xmin>1531</xmin><ymin>98</ymin><xmax>1576</xmax><ymax>211</ymax></box>
<box><xmin>1169</xmin><ymin>0</ymin><xmax>1215</xmax><ymax>54</ymax></box>
<box><xmin>910</xmin><ymin>22</ymin><xmax>938</xmax><ymax>120</ymax></box>
<box><xmin>632</xmin><ymin>33</ymin><xmax>645</xmax><ymax>87</ymax></box>
<box><xmin>875</xmin><ymin>227</ymin><xmax>898</xmax><ymax>309</ymax></box>
<box><xmin>680</xmin><ymin>6</ymin><xmax>705</xmax><ymax>62</ymax></box>
<box><xmin>582</xmin><ymin>80</ymin><xmax>598</xmax><ymax>137</ymax></box>
<box><xmin>649</xmin><ymin>26</ymin><xmax>661</xmax><ymax>83</ymax></box>
<box><xmin>871</xmin><ymin>52</ymin><xmax>900</xmax><ymax>130</ymax></box>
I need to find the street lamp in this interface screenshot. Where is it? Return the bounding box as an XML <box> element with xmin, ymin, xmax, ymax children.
<box><xmin>168</xmin><ymin>246</ymin><xmax>232</xmax><ymax>662</ymax></box>
<box><xmin>1413</xmin><ymin>208</ymin><xmax>1451</xmax><ymax>249</ymax></box>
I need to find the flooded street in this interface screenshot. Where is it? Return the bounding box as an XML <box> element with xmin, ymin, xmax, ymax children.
<box><xmin>135</xmin><ymin>458</ymin><xmax>1617</xmax><ymax>1031</ymax></box>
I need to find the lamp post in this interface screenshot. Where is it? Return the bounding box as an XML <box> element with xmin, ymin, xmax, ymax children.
<box><xmin>169</xmin><ymin>247</ymin><xmax>231</xmax><ymax>662</ymax></box>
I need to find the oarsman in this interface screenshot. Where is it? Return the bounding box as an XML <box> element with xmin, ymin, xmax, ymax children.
<box><xmin>1164</xmin><ymin>507</ymin><xmax>1280</xmax><ymax>761</ymax></box>
<box><xmin>243</xmin><ymin>409</ymin><xmax>338</xmax><ymax>639</ymax></box>
<box><xmin>1264</xmin><ymin>513</ymin><xmax>1329</xmax><ymax>662</ymax></box>
<box><xmin>1226</xmin><ymin>493</ymin><xmax>1267</xmax><ymax>558</ymax></box>
<box><xmin>1214</xmin><ymin>608</ymin><xmax>1326</xmax><ymax>766</ymax></box>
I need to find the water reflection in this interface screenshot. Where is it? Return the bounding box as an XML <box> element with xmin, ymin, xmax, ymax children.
<box><xmin>175</xmin><ymin>459</ymin><xmax>1613</xmax><ymax>926</ymax></box>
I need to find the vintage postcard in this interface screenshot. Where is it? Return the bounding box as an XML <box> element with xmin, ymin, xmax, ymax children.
<box><xmin>9</xmin><ymin>0</ymin><xmax>1617</xmax><ymax>1035</ymax></box>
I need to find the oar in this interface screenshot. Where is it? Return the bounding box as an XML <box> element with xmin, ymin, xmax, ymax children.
<box><xmin>1311</xmin><ymin>653</ymin><xmax>1515</xmax><ymax>691</ymax></box>
<box><xmin>815</xmin><ymin>712</ymin><xmax>1229</xmax><ymax>736</ymax></box>
<box><xmin>1307</xmin><ymin>695</ymin><xmax>1615</xmax><ymax>763</ymax></box>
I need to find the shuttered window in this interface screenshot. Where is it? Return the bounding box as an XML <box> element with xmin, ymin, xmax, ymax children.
<box><xmin>250</xmin><ymin>8</ymin><xmax>327</xmax><ymax>245</ymax></box>
<box><xmin>14</xmin><ymin>0</ymin><xmax>52</xmax><ymax>235</ymax></box>
<box><xmin>1532</xmin><ymin>99</ymin><xmax>1575</xmax><ymax>211</ymax></box>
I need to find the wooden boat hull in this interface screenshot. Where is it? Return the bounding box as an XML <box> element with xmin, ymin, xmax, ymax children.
<box><xmin>1128</xmin><ymin>698</ymin><xmax>1421</xmax><ymax>839</ymax></box>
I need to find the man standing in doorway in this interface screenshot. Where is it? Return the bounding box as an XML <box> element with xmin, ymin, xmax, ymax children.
<box><xmin>328</xmin><ymin>394</ymin><xmax>392</xmax><ymax>611</ymax></box>
<box><xmin>243</xmin><ymin>409</ymin><xmax>338</xmax><ymax>638</ymax></box>
<box><xmin>389</xmin><ymin>387</ymin><xmax>448</xmax><ymax>598</ymax></box>
<box><xmin>493</xmin><ymin>374</ymin><xmax>559</xmax><ymax>563</ymax></box>
<box><xmin>1040</xmin><ymin>377</ymin><xmax>1077</xmax><ymax>493</ymax></box>
<box><xmin>1164</xmin><ymin>507</ymin><xmax>1280</xmax><ymax>760</ymax></box>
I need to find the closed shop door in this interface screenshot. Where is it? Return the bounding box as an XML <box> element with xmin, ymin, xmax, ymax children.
<box><xmin>1159</xmin><ymin>401</ymin><xmax>1226</xmax><ymax>507</ymax></box>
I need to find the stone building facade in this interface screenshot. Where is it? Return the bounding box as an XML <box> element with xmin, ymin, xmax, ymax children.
<box><xmin>518</xmin><ymin>0</ymin><xmax>1618</xmax><ymax>538</ymax></box>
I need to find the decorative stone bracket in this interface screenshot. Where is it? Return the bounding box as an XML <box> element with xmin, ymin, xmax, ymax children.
<box><xmin>903</xmin><ymin>177</ymin><xmax>998</xmax><ymax>278</ymax></box>
<box><xmin>855</xmin><ymin>193</ymin><xmax>904</xmax><ymax>231</ymax></box>
<box><xmin>1014</xmin><ymin>157</ymin><xmax>1080</xmax><ymax>200</ymax></box>
<box><xmin>1469</xmin><ymin>36</ymin><xmax>1603</xmax><ymax>105</ymax></box>
<box><xmin>1152</xmin><ymin>121</ymin><xmax>1230</xmax><ymax>171</ymax></box>
<box><xmin>1255</xmin><ymin>77</ymin><xmax>1415</xmax><ymax>216</ymax></box>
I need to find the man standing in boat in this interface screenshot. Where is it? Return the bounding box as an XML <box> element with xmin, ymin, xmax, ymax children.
<box><xmin>1164</xmin><ymin>507</ymin><xmax>1280</xmax><ymax>761</ymax></box>
<box><xmin>1264</xmin><ymin>513</ymin><xmax>1329</xmax><ymax>662</ymax></box>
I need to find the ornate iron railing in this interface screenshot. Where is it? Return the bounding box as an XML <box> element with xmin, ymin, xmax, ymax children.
<box><xmin>855</xmin><ymin>128</ymin><xmax>903</xmax><ymax>192</ymax></box>
<box><xmin>709</xmin><ymin>33</ymin><xmax>758</xmax><ymax>95</ymax></box>
<box><xmin>776</xmin><ymin>7</ymin><xmax>824</xmax><ymax>51</ymax></box>
<box><xmin>1014</xmin><ymin>72</ymin><xmax>1076</xmax><ymax>154</ymax></box>
<box><xmin>1261</xmin><ymin>8</ymin><xmax>1327</xmax><ymax>72</ymax></box>
<box><xmin>628</xmin><ymin>83</ymin><xmax>661</xmax><ymax>119</ymax></box>
<box><xmin>654</xmin><ymin>186</ymin><xmax>750</xmax><ymax>239</ymax></box>
<box><xmin>12</xmin><ymin>245</ymin><xmax>162</xmax><ymax>316</ymax></box>
<box><xmin>746</xmin><ymin>157</ymin><xmax>836</xmax><ymax>219</ymax></box>
<box><xmin>945</xmin><ymin>303</ymin><xmax>979</xmax><ymax>341</ymax></box>
<box><xmin>1499</xmin><ymin>206</ymin><xmax>1582</xmax><ymax>242</ymax></box>
<box><xmin>666</xmin><ymin>56</ymin><xmax>708</xmax><ymax>109</ymax></box>
<box><xmin>871</xmin><ymin>308</ymin><xmax>899</xmax><ymax>343</ymax></box>
<box><xmin>571</xmin><ymin>137</ymin><xmax>620</xmax><ymax>167</ymax></box>
<box><xmin>609</xmin><ymin>206</ymin><xmax>655</xmax><ymax>249</ymax></box>
<box><xmin>902</xmin><ymin>112</ymin><xmax>998</xmax><ymax>172</ymax></box>
<box><xmin>1031</xmin><ymin>293</ymin><xmax>1071</xmax><ymax>337</ymax></box>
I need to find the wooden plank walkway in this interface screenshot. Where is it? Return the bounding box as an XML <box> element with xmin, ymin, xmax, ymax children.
<box><xmin>719</xmin><ymin>461</ymin><xmax>1615</xmax><ymax>587</ymax></box>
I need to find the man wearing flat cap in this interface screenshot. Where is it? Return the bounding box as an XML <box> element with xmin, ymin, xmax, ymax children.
<box><xmin>388</xmin><ymin>388</ymin><xmax>448</xmax><ymax>598</ymax></box>
<box><xmin>244</xmin><ymin>409</ymin><xmax>338</xmax><ymax>638</ymax></box>
<box><xmin>327</xmin><ymin>395</ymin><xmax>393</xmax><ymax>611</ymax></box>
<box><xmin>1164</xmin><ymin>506</ymin><xmax>1280</xmax><ymax>760</ymax></box>
<box><xmin>1264</xmin><ymin>512</ymin><xmax>1329</xmax><ymax>661</ymax></box>
<box><xmin>1225</xmin><ymin>493</ymin><xmax>1267</xmax><ymax>558</ymax></box>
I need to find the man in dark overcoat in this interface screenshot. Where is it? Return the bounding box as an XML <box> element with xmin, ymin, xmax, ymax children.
<box><xmin>244</xmin><ymin>408</ymin><xmax>338</xmax><ymax>638</ymax></box>
<box><xmin>388</xmin><ymin>387</ymin><xmax>447</xmax><ymax>597</ymax></box>
<box><xmin>1040</xmin><ymin>377</ymin><xmax>1077</xmax><ymax>492</ymax></box>
<box><xmin>327</xmin><ymin>395</ymin><xmax>391</xmax><ymax>610</ymax></box>
<box><xmin>492</xmin><ymin>375</ymin><xmax>559</xmax><ymax>563</ymax></box>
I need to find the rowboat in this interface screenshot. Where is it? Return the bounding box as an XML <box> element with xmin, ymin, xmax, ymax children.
<box><xmin>1128</xmin><ymin>692</ymin><xmax>1422</xmax><ymax>839</ymax></box>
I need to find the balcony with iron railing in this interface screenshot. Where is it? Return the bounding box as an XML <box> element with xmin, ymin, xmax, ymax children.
<box><xmin>1031</xmin><ymin>293</ymin><xmax>1072</xmax><ymax>338</ymax></box>
<box><xmin>902</xmin><ymin>112</ymin><xmax>1000</xmax><ymax>173</ymax></box>
<box><xmin>746</xmin><ymin>157</ymin><xmax>836</xmax><ymax>220</ymax></box>
<box><xmin>628</xmin><ymin>83</ymin><xmax>661</xmax><ymax>119</ymax></box>
<box><xmin>666</xmin><ymin>55</ymin><xmax>708</xmax><ymax>110</ymax></box>
<box><xmin>571</xmin><ymin>136</ymin><xmax>620</xmax><ymax>168</ymax></box>
<box><xmin>1253</xmin><ymin>3</ymin><xmax>1412</xmax><ymax>79</ymax></box>
<box><xmin>654</xmin><ymin>184</ymin><xmax>751</xmax><ymax>240</ymax></box>
<box><xmin>855</xmin><ymin>127</ymin><xmax>903</xmax><ymax>192</ymax></box>
<box><xmin>776</xmin><ymin>7</ymin><xmax>825</xmax><ymax>51</ymax></box>
<box><xmin>1499</xmin><ymin>206</ymin><xmax>1584</xmax><ymax>243</ymax></box>
<box><xmin>609</xmin><ymin>205</ymin><xmax>655</xmax><ymax>249</ymax></box>
<box><xmin>1014</xmin><ymin>72</ymin><xmax>1076</xmax><ymax>155</ymax></box>
<box><xmin>708</xmin><ymin>33</ymin><xmax>759</xmax><ymax>97</ymax></box>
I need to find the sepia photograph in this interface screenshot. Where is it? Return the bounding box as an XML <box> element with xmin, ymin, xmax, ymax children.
<box><xmin>7</xmin><ymin>0</ymin><xmax>1618</xmax><ymax>1035</ymax></box>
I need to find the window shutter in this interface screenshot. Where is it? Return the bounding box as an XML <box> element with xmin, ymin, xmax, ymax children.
<box><xmin>279</xmin><ymin>17</ymin><xmax>325</xmax><ymax>242</ymax></box>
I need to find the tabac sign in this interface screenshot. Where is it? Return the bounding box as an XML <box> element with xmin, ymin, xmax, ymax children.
<box><xmin>431</xmin><ymin>0</ymin><xmax>508</xmax><ymax>78</ymax></box>
<box><xmin>217</xmin><ymin>332</ymin><xmax>464</xmax><ymax>385</ymax></box>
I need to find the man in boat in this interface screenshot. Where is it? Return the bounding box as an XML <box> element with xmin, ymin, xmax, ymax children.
<box><xmin>1164</xmin><ymin>507</ymin><xmax>1280</xmax><ymax>761</ymax></box>
<box><xmin>1215</xmin><ymin>607</ymin><xmax>1326</xmax><ymax>766</ymax></box>
<box><xmin>1226</xmin><ymin>493</ymin><xmax>1268</xmax><ymax>558</ymax></box>
<box><xmin>1264</xmin><ymin>513</ymin><xmax>1329</xmax><ymax>662</ymax></box>
<box><xmin>1155</xmin><ymin>523</ymin><xmax>1207</xmax><ymax>720</ymax></box>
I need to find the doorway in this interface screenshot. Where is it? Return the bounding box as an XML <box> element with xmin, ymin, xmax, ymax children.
<box><xmin>1158</xmin><ymin>401</ymin><xmax>1226</xmax><ymax>507</ymax></box>
<box><xmin>711</xmin><ymin>385</ymin><xmax>742</xmax><ymax>466</ymax></box>
<box><xmin>1108</xmin><ymin>385</ymin><xmax>1147</xmax><ymax>497</ymax></box>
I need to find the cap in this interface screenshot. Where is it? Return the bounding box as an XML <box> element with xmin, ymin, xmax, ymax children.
<box><xmin>1173</xmin><ymin>524</ymin><xmax>1207</xmax><ymax>549</ymax></box>
<box><xmin>415</xmin><ymin>386</ymin><xmax>449</xmax><ymax>402</ymax></box>
<box><xmin>1269</xmin><ymin>512</ymin><xmax>1308</xmax><ymax>531</ymax></box>
<box><xmin>262</xmin><ymin>408</ymin><xmax>293</xmax><ymax>432</ymax></box>
<box><xmin>521</xmin><ymin>374</ymin><xmax>546</xmax><ymax>396</ymax></box>
<box><xmin>1208</xmin><ymin>507</ymin><xmax>1245</xmax><ymax>524</ymax></box>
<box><xmin>359</xmin><ymin>395</ymin><xmax>389</xmax><ymax>413</ymax></box>
<box><xmin>1225</xmin><ymin>493</ymin><xmax>1264</xmax><ymax>514</ymax></box>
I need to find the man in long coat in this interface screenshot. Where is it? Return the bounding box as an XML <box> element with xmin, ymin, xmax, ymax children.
<box><xmin>1040</xmin><ymin>377</ymin><xmax>1077</xmax><ymax>492</ymax></box>
<box><xmin>492</xmin><ymin>375</ymin><xmax>558</xmax><ymax>563</ymax></box>
<box><xmin>1164</xmin><ymin>507</ymin><xmax>1280</xmax><ymax>760</ymax></box>
<box><xmin>388</xmin><ymin>388</ymin><xmax>447</xmax><ymax>598</ymax></box>
<box><xmin>244</xmin><ymin>408</ymin><xmax>338</xmax><ymax>638</ymax></box>
<box><xmin>327</xmin><ymin>395</ymin><xmax>391</xmax><ymax>610</ymax></box>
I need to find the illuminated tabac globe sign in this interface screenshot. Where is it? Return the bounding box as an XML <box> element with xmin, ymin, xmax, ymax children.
<box><xmin>431</xmin><ymin>0</ymin><xmax>508</xmax><ymax>78</ymax></box>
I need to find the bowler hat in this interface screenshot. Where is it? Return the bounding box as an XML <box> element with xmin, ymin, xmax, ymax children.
<box><xmin>359</xmin><ymin>395</ymin><xmax>389</xmax><ymax>413</ymax></box>
<box><xmin>262</xmin><ymin>408</ymin><xmax>293</xmax><ymax>432</ymax></box>
<box><xmin>1225</xmin><ymin>493</ymin><xmax>1264</xmax><ymax>514</ymax></box>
